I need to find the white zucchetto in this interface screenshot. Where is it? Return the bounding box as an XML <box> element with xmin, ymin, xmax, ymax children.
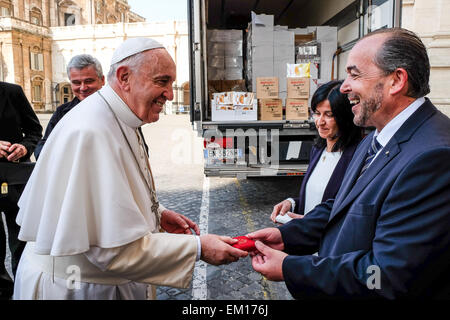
<box><xmin>110</xmin><ymin>38</ymin><xmax>165</xmax><ymax>65</ymax></box>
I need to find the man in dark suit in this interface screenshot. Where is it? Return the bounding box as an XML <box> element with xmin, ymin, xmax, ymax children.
<box><xmin>248</xmin><ymin>28</ymin><xmax>450</xmax><ymax>299</ymax></box>
<box><xmin>0</xmin><ymin>81</ymin><xmax>42</xmax><ymax>298</ymax></box>
<box><xmin>34</xmin><ymin>54</ymin><xmax>105</xmax><ymax>159</ymax></box>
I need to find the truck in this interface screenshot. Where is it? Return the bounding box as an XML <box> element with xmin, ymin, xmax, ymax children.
<box><xmin>187</xmin><ymin>0</ymin><xmax>402</xmax><ymax>179</ymax></box>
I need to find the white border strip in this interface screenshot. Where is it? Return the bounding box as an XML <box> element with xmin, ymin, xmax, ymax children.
<box><xmin>192</xmin><ymin>176</ymin><xmax>209</xmax><ymax>300</ymax></box>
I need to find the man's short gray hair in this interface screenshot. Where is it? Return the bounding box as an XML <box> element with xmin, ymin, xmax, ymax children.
<box><xmin>67</xmin><ymin>54</ymin><xmax>104</xmax><ymax>79</ymax></box>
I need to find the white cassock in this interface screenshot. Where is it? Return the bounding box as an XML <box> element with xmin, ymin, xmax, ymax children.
<box><xmin>13</xmin><ymin>84</ymin><xmax>198</xmax><ymax>300</ymax></box>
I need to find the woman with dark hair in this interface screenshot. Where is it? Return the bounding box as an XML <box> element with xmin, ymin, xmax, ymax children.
<box><xmin>271</xmin><ymin>80</ymin><xmax>362</xmax><ymax>223</ymax></box>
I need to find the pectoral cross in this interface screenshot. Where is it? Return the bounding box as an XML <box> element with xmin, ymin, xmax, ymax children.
<box><xmin>136</xmin><ymin>129</ymin><xmax>160</xmax><ymax>227</ymax></box>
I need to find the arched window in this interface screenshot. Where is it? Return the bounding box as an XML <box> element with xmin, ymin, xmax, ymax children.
<box><xmin>30</xmin><ymin>7</ymin><xmax>42</xmax><ymax>26</ymax></box>
<box><xmin>31</xmin><ymin>76</ymin><xmax>44</xmax><ymax>109</ymax></box>
<box><xmin>64</xmin><ymin>13</ymin><xmax>75</xmax><ymax>25</ymax></box>
<box><xmin>58</xmin><ymin>0</ymin><xmax>81</xmax><ymax>27</ymax></box>
<box><xmin>59</xmin><ymin>82</ymin><xmax>73</xmax><ymax>104</ymax></box>
<box><xmin>30</xmin><ymin>46</ymin><xmax>43</xmax><ymax>71</ymax></box>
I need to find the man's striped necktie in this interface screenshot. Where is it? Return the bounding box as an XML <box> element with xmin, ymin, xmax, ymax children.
<box><xmin>359</xmin><ymin>136</ymin><xmax>382</xmax><ymax>178</ymax></box>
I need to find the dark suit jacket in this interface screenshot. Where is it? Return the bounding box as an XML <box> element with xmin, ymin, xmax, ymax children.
<box><xmin>293</xmin><ymin>143</ymin><xmax>359</xmax><ymax>215</ymax></box>
<box><xmin>279</xmin><ymin>99</ymin><xmax>450</xmax><ymax>299</ymax></box>
<box><xmin>0</xmin><ymin>82</ymin><xmax>42</xmax><ymax>162</ymax></box>
<box><xmin>34</xmin><ymin>97</ymin><xmax>80</xmax><ymax>159</ymax></box>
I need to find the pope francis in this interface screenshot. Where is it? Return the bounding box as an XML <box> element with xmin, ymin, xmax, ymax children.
<box><xmin>13</xmin><ymin>38</ymin><xmax>248</xmax><ymax>300</ymax></box>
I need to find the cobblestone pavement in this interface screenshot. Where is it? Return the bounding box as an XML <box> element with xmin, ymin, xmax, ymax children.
<box><xmin>7</xmin><ymin>113</ymin><xmax>301</xmax><ymax>300</ymax></box>
<box><xmin>143</xmin><ymin>114</ymin><xmax>300</xmax><ymax>300</ymax></box>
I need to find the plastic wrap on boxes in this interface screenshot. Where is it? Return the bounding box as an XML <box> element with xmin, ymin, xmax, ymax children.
<box><xmin>208</xmin><ymin>29</ymin><xmax>242</xmax><ymax>42</ymax></box>
<box><xmin>251</xmin><ymin>11</ymin><xmax>274</xmax><ymax>28</ymax></box>
<box><xmin>287</xmin><ymin>63</ymin><xmax>311</xmax><ymax>78</ymax></box>
<box><xmin>225</xmin><ymin>56</ymin><xmax>243</xmax><ymax>69</ymax></box>
<box><xmin>208</xmin><ymin>42</ymin><xmax>225</xmax><ymax>56</ymax></box>
<box><xmin>208</xmin><ymin>67</ymin><xmax>225</xmax><ymax>80</ymax></box>
<box><xmin>208</xmin><ymin>56</ymin><xmax>225</xmax><ymax>68</ymax></box>
<box><xmin>224</xmin><ymin>68</ymin><xmax>243</xmax><ymax>80</ymax></box>
<box><xmin>225</xmin><ymin>41</ymin><xmax>243</xmax><ymax>56</ymax></box>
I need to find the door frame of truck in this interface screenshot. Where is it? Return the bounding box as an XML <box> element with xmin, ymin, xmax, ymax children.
<box><xmin>188</xmin><ymin>0</ymin><xmax>402</xmax><ymax>178</ymax></box>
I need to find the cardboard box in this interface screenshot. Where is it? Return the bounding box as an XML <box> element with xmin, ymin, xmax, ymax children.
<box><xmin>214</xmin><ymin>92</ymin><xmax>254</xmax><ymax>106</ymax></box>
<box><xmin>211</xmin><ymin>99</ymin><xmax>257</xmax><ymax>122</ymax></box>
<box><xmin>256</xmin><ymin>77</ymin><xmax>279</xmax><ymax>99</ymax></box>
<box><xmin>211</xmin><ymin>100</ymin><xmax>235</xmax><ymax>121</ymax></box>
<box><xmin>286</xmin><ymin>99</ymin><xmax>309</xmax><ymax>120</ymax></box>
<box><xmin>235</xmin><ymin>100</ymin><xmax>258</xmax><ymax>121</ymax></box>
<box><xmin>259</xmin><ymin>99</ymin><xmax>283</xmax><ymax>120</ymax></box>
<box><xmin>233</xmin><ymin>92</ymin><xmax>255</xmax><ymax>106</ymax></box>
<box><xmin>213</xmin><ymin>92</ymin><xmax>234</xmax><ymax>105</ymax></box>
<box><xmin>287</xmin><ymin>77</ymin><xmax>310</xmax><ymax>99</ymax></box>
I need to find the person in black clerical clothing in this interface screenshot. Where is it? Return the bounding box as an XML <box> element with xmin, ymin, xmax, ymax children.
<box><xmin>34</xmin><ymin>54</ymin><xmax>105</xmax><ymax>159</ymax></box>
<box><xmin>0</xmin><ymin>81</ymin><xmax>42</xmax><ymax>299</ymax></box>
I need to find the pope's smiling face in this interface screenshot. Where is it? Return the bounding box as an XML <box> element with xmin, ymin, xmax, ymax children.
<box><xmin>128</xmin><ymin>49</ymin><xmax>176</xmax><ymax>123</ymax></box>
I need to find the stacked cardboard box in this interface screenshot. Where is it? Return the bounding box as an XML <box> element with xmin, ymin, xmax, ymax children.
<box><xmin>211</xmin><ymin>91</ymin><xmax>257</xmax><ymax>122</ymax></box>
<box><xmin>256</xmin><ymin>77</ymin><xmax>283</xmax><ymax>121</ymax></box>
<box><xmin>291</xmin><ymin>26</ymin><xmax>337</xmax><ymax>105</ymax></box>
<box><xmin>285</xmin><ymin>67</ymin><xmax>310</xmax><ymax>121</ymax></box>
<box><xmin>247</xmin><ymin>12</ymin><xmax>274</xmax><ymax>92</ymax></box>
<box><xmin>207</xmin><ymin>29</ymin><xmax>243</xmax><ymax>80</ymax></box>
<box><xmin>274</xmin><ymin>26</ymin><xmax>295</xmax><ymax>102</ymax></box>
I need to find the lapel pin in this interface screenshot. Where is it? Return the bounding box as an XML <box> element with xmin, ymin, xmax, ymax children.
<box><xmin>385</xmin><ymin>151</ymin><xmax>390</xmax><ymax>156</ymax></box>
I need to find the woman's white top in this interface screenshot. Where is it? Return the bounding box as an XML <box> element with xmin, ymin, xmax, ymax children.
<box><xmin>304</xmin><ymin>149</ymin><xmax>342</xmax><ymax>215</ymax></box>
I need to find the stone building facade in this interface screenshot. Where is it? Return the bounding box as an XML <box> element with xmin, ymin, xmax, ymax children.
<box><xmin>50</xmin><ymin>20</ymin><xmax>190</xmax><ymax>112</ymax></box>
<box><xmin>402</xmin><ymin>0</ymin><xmax>450</xmax><ymax>116</ymax></box>
<box><xmin>0</xmin><ymin>0</ymin><xmax>154</xmax><ymax>111</ymax></box>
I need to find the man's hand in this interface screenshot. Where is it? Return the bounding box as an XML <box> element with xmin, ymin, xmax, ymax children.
<box><xmin>251</xmin><ymin>241</ymin><xmax>287</xmax><ymax>281</ymax></box>
<box><xmin>0</xmin><ymin>140</ymin><xmax>12</xmax><ymax>159</ymax></box>
<box><xmin>160</xmin><ymin>209</ymin><xmax>200</xmax><ymax>235</ymax></box>
<box><xmin>6</xmin><ymin>143</ymin><xmax>27</xmax><ymax>162</ymax></box>
<box><xmin>247</xmin><ymin>228</ymin><xmax>285</xmax><ymax>251</ymax></box>
<box><xmin>270</xmin><ymin>200</ymin><xmax>292</xmax><ymax>223</ymax></box>
<box><xmin>200</xmin><ymin>234</ymin><xmax>248</xmax><ymax>266</ymax></box>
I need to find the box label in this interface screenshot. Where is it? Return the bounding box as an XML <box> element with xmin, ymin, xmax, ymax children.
<box><xmin>259</xmin><ymin>99</ymin><xmax>283</xmax><ymax>120</ymax></box>
<box><xmin>287</xmin><ymin>78</ymin><xmax>310</xmax><ymax>99</ymax></box>
<box><xmin>286</xmin><ymin>99</ymin><xmax>309</xmax><ymax>120</ymax></box>
<box><xmin>256</xmin><ymin>77</ymin><xmax>279</xmax><ymax>99</ymax></box>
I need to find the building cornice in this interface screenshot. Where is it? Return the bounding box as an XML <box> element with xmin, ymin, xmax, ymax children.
<box><xmin>50</xmin><ymin>21</ymin><xmax>188</xmax><ymax>40</ymax></box>
<box><xmin>0</xmin><ymin>17</ymin><xmax>51</xmax><ymax>38</ymax></box>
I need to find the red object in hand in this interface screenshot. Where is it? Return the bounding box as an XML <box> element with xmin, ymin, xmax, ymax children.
<box><xmin>232</xmin><ymin>236</ymin><xmax>256</xmax><ymax>251</ymax></box>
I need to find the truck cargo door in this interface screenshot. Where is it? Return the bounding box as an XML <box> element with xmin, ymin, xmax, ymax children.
<box><xmin>188</xmin><ymin>0</ymin><xmax>206</xmax><ymax>129</ymax></box>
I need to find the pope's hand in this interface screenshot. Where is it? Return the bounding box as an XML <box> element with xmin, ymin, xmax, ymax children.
<box><xmin>247</xmin><ymin>228</ymin><xmax>285</xmax><ymax>251</ymax></box>
<box><xmin>251</xmin><ymin>241</ymin><xmax>287</xmax><ymax>281</ymax></box>
<box><xmin>160</xmin><ymin>209</ymin><xmax>200</xmax><ymax>235</ymax></box>
<box><xmin>200</xmin><ymin>234</ymin><xmax>248</xmax><ymax>266</ymax></box>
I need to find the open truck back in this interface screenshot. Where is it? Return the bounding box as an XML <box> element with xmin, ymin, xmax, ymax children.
<box><xmin>188</xmin><ymin>0</ymin><xmax>401</xmax><ymax>179</ymax></box>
